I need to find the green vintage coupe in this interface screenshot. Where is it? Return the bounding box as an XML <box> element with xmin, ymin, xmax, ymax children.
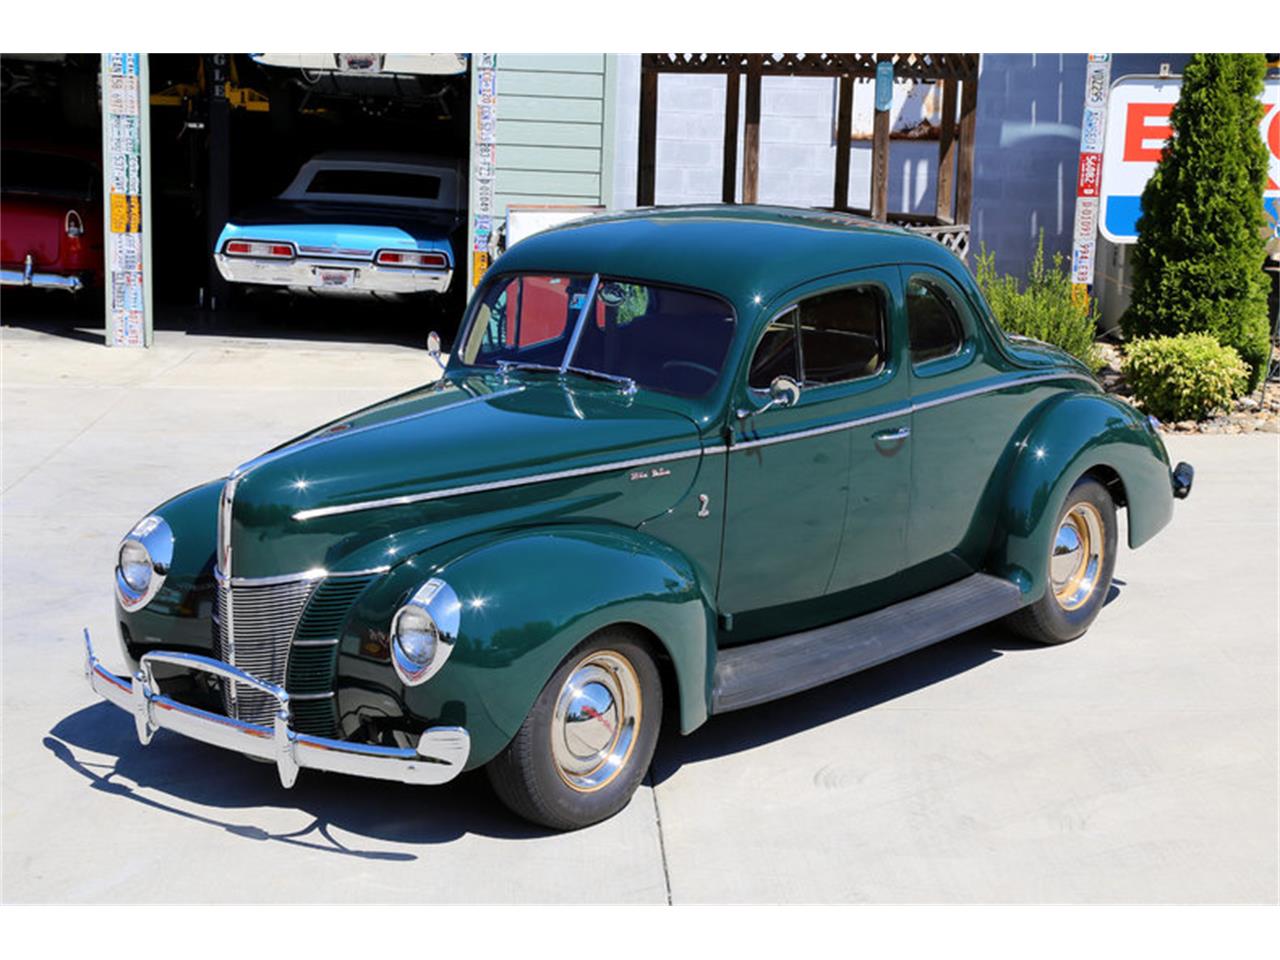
<box><xmin>86</xmin><ymin>206</ymin><xmax>1193</xmax><ymax>829</ymax></box>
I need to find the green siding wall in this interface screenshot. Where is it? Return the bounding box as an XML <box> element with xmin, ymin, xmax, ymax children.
<box><xmin>468</xmin><ymin>54</ymin><xmax>617</xmax><ymax>289</ymax></box>
<box><xmin>493</xmin><ymin>54</ymin><xmax>612</xmax><ymax>210</ymax></box>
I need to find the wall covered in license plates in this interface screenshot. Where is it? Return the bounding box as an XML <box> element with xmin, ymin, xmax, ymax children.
<box><xmin>100</xmin><ymin>53</ymin><xmax>153</xmax><ymax>346</ymax></box>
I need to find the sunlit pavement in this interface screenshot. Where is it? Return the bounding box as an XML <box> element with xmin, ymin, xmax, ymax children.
<box><xmin>3</xmin><ymin>323</ymin><xmax>1275</xmax><ymax>902</ymax></box>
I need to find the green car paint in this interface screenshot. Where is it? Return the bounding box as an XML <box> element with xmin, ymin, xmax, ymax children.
<box><xmin>115</xmin><ymin>205</ymin><xmax>1182</xmax><ymax>772</ymax></box>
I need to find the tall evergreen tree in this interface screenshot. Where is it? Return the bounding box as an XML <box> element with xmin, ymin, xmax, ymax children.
<box><xmin>1123</xmin><ymin>54</ymin><xmax>1271</xmax><ymax>389</ymax></box>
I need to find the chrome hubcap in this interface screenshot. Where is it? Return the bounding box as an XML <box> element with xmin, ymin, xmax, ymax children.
<box><xmin>1051</xmin><ymin>502</ymin><xmax>1105</xmax><ymax>611</ymax></box>
<box><xmin>551</xmin><ymin>650</ymin><xmax>641</xmax><ymax>793</ymax></box>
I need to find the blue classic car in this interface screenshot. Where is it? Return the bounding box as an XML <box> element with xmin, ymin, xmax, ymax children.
<box><xmin>214</xmin><ymin>152</ymin><xmax>464</xmax><ymax>300</ymax></box>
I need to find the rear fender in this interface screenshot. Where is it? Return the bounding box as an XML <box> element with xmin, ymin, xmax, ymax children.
<box><xmin>991</xmin><ymin>392</ymin><xmax>1173</xmax><ymax>601</ymax></box>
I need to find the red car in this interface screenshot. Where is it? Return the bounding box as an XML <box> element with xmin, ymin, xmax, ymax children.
<box><xmin>1</xmin><ymin>143</ymin><xmax>103</xmax><ymax>293</ymax></box>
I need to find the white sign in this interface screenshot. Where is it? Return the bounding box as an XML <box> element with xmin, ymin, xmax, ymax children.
<box><xmin>1099</xmin><ymin>75</ymin><xmax>1280</xmax><ymax>243</ymax></box>
<box><xmin>1071</xmin><ymin>55</ymin><xmax>1112</xmax><ymax>287</ymax></box>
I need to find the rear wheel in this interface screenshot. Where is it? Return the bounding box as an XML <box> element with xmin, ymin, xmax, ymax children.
<box><xmin>1005</xmin><ymin>477</ymin><xmax>1117</xmax><ymax>644</ymax></box>
<box><xmin>486</xmin><ymin>630</ymin><xmax>662</xmax><ymax>831</ymax></box>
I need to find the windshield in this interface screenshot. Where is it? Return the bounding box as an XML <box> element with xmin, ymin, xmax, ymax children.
<box><xmin>457</xmin><ymin>273</ymin><xmax>736</xmax><ymax>398</ymax></box>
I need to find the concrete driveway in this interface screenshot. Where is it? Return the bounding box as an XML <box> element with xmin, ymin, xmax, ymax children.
<box><xmin>2</xmin><ymin>325</ymin><xmax>1276</xmax><ymax>903</ymax></box>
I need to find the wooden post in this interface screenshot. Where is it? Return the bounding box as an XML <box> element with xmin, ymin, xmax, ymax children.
<box><xmin>723</xmin><ymin>70</ymin><xmax>740</xmax><ymax>203</ymax></box>
<box><xmin>637</xmin><ymin>64</ymin><xmax>658</xmax><ymax>206</ymax></box>
<box><xmin>934</xmin><ymin>77</ymin><xmax>959</xmax><ymax>223</ymax></box>
<box><xmin>870</xmin><ymin>56</ymin><xmax>891</xmax><ymax>221</ymax></box>
<box><xmin>833</xmin><ymin>73</ymin><xmax>853</xmax><ymax>210</ymax></box>
<box><xmin>955</xmin><ymin>69</ymin><xmax>979</xmax><ymax>225</ymax></box>
<box><xmin>742</xmin><ymin>55</ymin><xmax>762</xmax><ymax>204</ymax></box>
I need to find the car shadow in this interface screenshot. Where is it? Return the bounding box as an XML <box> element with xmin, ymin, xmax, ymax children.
<box><xmin>44</xmin><ymin>704</ymin><xmax>550</xmax><ymax>858</ymax></box>
<box><xmin>46</xmin><ymin>618</ymin><xmax>1082</xmax><ymax>849</ymax></box>
<box><xmin>651</xmin><ymin>623</ymin><xmax>1043</xmax><ymax>786</ymax></box>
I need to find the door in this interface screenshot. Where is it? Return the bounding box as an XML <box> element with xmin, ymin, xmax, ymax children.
<box><xmin>902</xmin><ymin>265</ymin><xmax>1014</xmax><ymax>586</ymax></box>
<box><xmin>718</xmin><ymin>268</ymin><xmax>911</xmax><ymax>641</ymax></box>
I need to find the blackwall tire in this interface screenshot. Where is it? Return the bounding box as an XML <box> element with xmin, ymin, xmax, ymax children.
<box><xmin>486</xmin><ymin>630</ymin><xmax>662</xmax><ymax>831</ymax></box>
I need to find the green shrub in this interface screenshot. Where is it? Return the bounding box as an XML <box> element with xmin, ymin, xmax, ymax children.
<box><xmin>1122</xmin><ymin>54</ymin><xmax>1271</xmax><ymax>390</ymax></box>
<box><xmin>1123</xmin><ymin>333</ymin><xmax>1248</xmax><ymax>421</ymax></box>
<box><xmin>974</xmin><ymin>233</ymin><xmax>1103</xmax><ymax>371</ymax></box>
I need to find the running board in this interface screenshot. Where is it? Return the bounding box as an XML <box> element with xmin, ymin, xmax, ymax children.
<box><xmin>710</xmin><ymin>574</ymin><xmax>1024</xmax><ymax>714</ymax></box>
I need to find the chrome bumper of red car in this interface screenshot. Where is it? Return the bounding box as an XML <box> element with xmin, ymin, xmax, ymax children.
<box><xmin>1</xmin><ymin>254</ymin><xmax>85</xmax><ymax>292</ymax></box>
<box><xmin>83</xmin><ymin>629</ymin><xmax>469</xmax><ymax>788</ymax></box>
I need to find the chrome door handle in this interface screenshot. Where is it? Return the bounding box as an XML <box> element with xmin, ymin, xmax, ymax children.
<box><xmin>873</xmin><ymin>426</ymin><xmax>911</xmax><ymax>443</ymax></box>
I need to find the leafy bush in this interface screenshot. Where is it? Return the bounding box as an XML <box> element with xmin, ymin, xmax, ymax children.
<box><xmin>1123</xmin><ymin>333</ymin><xmax>1248</xmax><ymax>421</ymax></box>
<box><xmin>1122</xmin><ymin>54</ymin><xmax>1271</xmax><ymax>390</ymax></box>
<box><xmin>974</xmin><ymin>233</ymin><xmax>1103</xmax><ymax>371</ymax></box>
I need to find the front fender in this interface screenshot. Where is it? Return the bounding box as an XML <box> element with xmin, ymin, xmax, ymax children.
<box><xmin>339</xmin><ymin>523</ymin><xmax>716</xmax><ymax>769</ymax></box>
<box><xmin>991</xmin><ymin>392</ymin><xmax>1174</xmax><ymax>602</ymax></box>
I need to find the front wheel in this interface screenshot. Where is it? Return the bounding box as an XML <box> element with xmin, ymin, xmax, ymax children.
<box><xmin>1004</xmin><ymin>477</ymin><xmax>1117</xmax><ymax>645</ymax></box>
<box><xmin>486</xmin><ymin>631</ymin><xmax>662</xmax><ymax>830</ymax></box>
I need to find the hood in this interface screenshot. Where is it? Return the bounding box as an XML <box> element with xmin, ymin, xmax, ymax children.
<box><xmin>224</xmin><ymin>373</ymin><xmax>707</xmax><ymax>578</ymax></box>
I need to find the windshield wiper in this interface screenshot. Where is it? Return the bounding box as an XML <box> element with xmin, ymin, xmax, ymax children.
<box><xmin>495</xmin><ymin>360</ymin><xmax>561</xmax><ymax>376</ymax></box>
<box><xmin>496</xmin><ymin>359</ymin><xmax>636</xmax><ymax>394</ymax></box>
<box><xmin>564</xmin><ymin>366</ymin><xmax>637</xmax><ymax>394</ymax></box>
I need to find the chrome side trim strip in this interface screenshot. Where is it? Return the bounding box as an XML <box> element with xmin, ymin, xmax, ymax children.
<box><xmin>909</xmin><ymin>371</ymin><xmax>1097</xmax><ymax>413</ymax></box>
<box><xmin>732</xmin><ymin>405</ymin><xmax>909</xmax><ymax>451</ymax></box>
<box><xmin>292</xmin><ymin>446</ymin><xmax>708</xmax><ymax>521</ymax></box>
<box><xmin>289</xmin><ymin>371</ymin><xmax>1095</xmax><ymax>521</ymax></box>
<box><xmin>214</xmin><ymin>565</ymin><xmax>390</xmax><ymax>588</ymax></box>
<box><xmin>732</xmin><ymin>371</ymin><xmax>1098</xmax><ymax>452</ymax></box>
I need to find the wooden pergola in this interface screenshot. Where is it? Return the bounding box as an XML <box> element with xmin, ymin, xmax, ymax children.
<box><xmin>637</xmin><ymin>53</ymin><xmax>981</xmax><ymax>256</ymax></box>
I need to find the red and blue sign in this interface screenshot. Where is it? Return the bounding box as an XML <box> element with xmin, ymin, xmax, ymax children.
<box><xmin>1099</xmin><ymin>75</ymin><xmax>1280</xmax><ymax>243</ymax></box>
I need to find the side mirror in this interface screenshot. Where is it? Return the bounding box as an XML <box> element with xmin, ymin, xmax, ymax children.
<box><xmin>427</xmin><ymin>331</ymin><xmax>442</xmax><ymax>360</ymax></box>
<box><xmin>737</xmin><ymin>375</ymin><xmax>801</xmax><ymax>419</ymax></box>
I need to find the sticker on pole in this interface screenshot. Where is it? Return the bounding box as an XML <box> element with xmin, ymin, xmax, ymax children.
<box><xmin>1100</xmin><ymin>75</ymin><xmax>1280</xmax><ymax>243</ymax></box>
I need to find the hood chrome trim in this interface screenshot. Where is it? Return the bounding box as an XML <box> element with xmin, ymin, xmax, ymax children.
<box><xmin>292</xmin><ymin>447</ymin><xmax>709</xmax><ymax>521</ymax></box>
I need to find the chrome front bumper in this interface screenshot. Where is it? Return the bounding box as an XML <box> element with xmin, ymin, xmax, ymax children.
<box><xmin>214</xmin><ymin>253</ymin><xmax>452</xmax><ymax>296</ymax></box>
<box><xmin>83</xmin><ymin>630</ymin><xmax>469</xmax><ymax>788</ymax></box>
<box><xmin>1</xmin><ymin>254</ymin><xmax>85</xmax><ymax>292</ymax></box>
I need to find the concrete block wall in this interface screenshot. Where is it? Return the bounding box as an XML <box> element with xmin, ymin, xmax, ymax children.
<box><xmin>611</xmin><ymin>53</ymin><xmax>1189</xmax><ymax>283</ymax></box>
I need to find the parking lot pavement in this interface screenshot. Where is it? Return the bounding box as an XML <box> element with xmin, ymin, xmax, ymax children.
<box><xmin>3</xmin><ymin>325</ymin><xmax>1276</xmax><ymax>903</ymax></box>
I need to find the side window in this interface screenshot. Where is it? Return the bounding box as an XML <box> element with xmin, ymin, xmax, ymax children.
<box><xmin>748</xmin><ymin>310</ymin><xmax>800</xmax><ymax>389</ymax></box>
<box><xmin>797</xmin><ymin>286</ymin><xmax>886</xmax><ymax>384</ymax></box>
<box><xmin>907</xmin><ymin>276</ymin><xmax>965</xmax><ymax>365</ymax></box>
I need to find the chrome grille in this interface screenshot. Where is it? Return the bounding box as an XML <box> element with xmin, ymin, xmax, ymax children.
<box><xmin>214</xmin><ymin>577</ymin><xmax>318</xmax><ymax>724</ymax></box>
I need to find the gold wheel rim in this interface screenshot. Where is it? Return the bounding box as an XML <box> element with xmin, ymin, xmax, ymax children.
<box><xmin>1051</xmin><ymin>502</ymin><xmax>1105</xmax><ymax>611</ymax></box>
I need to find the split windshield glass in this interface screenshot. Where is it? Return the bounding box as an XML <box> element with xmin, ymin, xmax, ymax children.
<box><xmin>457</xmin><ymin>273</ymin><xmax>737</xmax><ymax>398</ymax></box>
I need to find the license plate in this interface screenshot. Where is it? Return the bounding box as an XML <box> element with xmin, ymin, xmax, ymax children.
<box><xmin>316</xmin><ymin>268</ymin><xmax>356</xmax><ymax>289</ymax></box>
<box><xmin>336</xmin><ymin>53</ymin><xmax>383</xmax><ymax>73</ymax></box>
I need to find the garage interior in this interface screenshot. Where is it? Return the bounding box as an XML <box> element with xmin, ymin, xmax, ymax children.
<box><xmin>1</xmin><ymin>54</ymin><xmax>471</xmax><ymax>346</ymax></box>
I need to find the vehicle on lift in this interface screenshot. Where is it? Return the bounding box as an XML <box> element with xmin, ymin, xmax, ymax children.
<box><xmin>0</xmin><ymin>142</ymin><xmax>103</xmax><ymax>294</ymax></box>
<box><xmin>87</xmin><ymin>206</ymin><xmax>1193</xmax><ymax>830</ymax></box>
<box><xmin>213</xmin><ymin>151</ymin><xmax>464</xmax><ymax>302</ymax></box>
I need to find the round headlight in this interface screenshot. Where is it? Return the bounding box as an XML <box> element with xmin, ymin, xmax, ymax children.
<box><xmin>390</xmin><ymin>578</ymin><xmax>460</xmax><ymax>687</ymax></box>
<box><xmin>393</xmin><ymin>606</ymin><xmax>439</xmax><ymax>666</ymax></box>
<box><xmin>119</xmin><ymin>540</ymin><xmax>153</xmax><ymax>592</ymax></box>
<box><xmin>115</xmin><ymin>515</ymin><xmax>174</xmax><ymax>611</ymax></box>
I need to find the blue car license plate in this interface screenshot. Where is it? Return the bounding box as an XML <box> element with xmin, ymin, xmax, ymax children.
<box><xmin>316</xmin><ymin>268</ymin><xmax>356</xmax><ymax>289</ymax></box>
